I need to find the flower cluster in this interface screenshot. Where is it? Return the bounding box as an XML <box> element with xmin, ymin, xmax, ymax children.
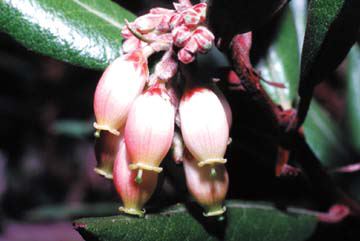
<box><xmin>121</xmin><ymin>1</ymin><xmax>214</xmax><ymax>64</ymax></box>
<box><xmin>92</xmin><ymin>1</ymin><xmax>231</xmax><ymax>217</ymax></box>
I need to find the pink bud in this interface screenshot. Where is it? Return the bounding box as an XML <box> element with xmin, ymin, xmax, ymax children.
<box><xmin>94</xmin><ymin>131</ymin><xmax>122</xmax><ymax>179</ymax></box>
<box><xmin>125</xmin><ymin>86</ymin><xmax>175</xmax><ymax>174</ymax></box>
<box><xmin>172</xmin><ymin>25</ymin><xmax>192</xmax><ymax>47</ymax></box>
<box><xmin>150</xmin><ymin>7</ymin><xmax>175</xmax><ymax>15</ymax></box>
<box><xmin>183</xmin><ymin>153</ymin><xmax>229</xmax><ymax>216</ymax></box>
<box><xmin>113</xmin><ymin>139</ymin><xmax>158</xmax><ymax>217</ymax></box>
<box><xmin>183</xmin><ymin>37</ymin><xmax>199</xmax><ymax>54</ymax></box>
<box><xmin>122</xmin><ymin>37</ymin><xmax>142</xmax><ymax>53</ymax></box>
<box><xmin>173</xmin><ymin>2</ymin><xmax>189</xmax><ymax>12</ymax></box>
<box><xmin>169</xmin><ymin>13</ymin><xmax>184</xmax><ymax>29</ymax></box>
<box><xmin>134</xmin><ymin>14</ymin><xmax>163</xmax><ymax>34</ymax></box>
<box><xmin>182</xmin><ymin>8</ymin><xmax>201</xmax><ymax>28</ymax></box>
<box><xmin>193</xmin><ymin>26</ymin><xmax>214</xmax><ymax>53</ymax></box>
<box><xmin>179</xmin><ymin>85</ymin><xmax>230</xmax><ymax>167</ymax></box>
<box><xmin>121</xmin><ymin>25</ymin><xmax>133</xmax><ymax>39</ymax></box>
<box><xmin>93</xmin><ymin>51</ymin><xmax>148</xmax><ymax>135</ymax></box>
<box><xmin>177</xmin><ymin>48</ymin><xmax>195</xmax><ymax>64</ymax></box>
<box><xmin>192</xmin><ymin>3</ymin><xmax>207</xmax><ymax>23</ymax></box>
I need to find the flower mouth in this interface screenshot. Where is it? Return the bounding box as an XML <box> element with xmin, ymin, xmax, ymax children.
<box><xmin>128</xmin><ymin>163</ymin><xmax>163</xmax><ymax>173</ymax></box>
<box><xmin>93</xmin><ymin>122</ymin><xmax>121</xmax><ymax>136</ymax></box>
<box><xmin>203</xmin><ymin>205</ymin><xmax>227</xmax><ymax>217</ymax></box>
<box><xmin>119</xmin><ymin>206</ymin><xmax>145</xmax><ymax>217</ymax></box>
<box><xmin>94</xmin><ymin>167</ymin><xmax>113</xmax><ymax>179</ymax></box>
<box><xmin>198</xmin><ymin>158</ymin><xmax>227</xmax><ymax>167</ymax></box>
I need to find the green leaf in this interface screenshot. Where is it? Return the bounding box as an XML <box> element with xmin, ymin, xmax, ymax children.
<box><xmin>26</xmin><ymin>202</ymin><xmax>118</xmax><ymax>221</ymax></box>
<box><xmin>258</xmin><ymin>6</ymin><xmax>300</xmax><ymax>109</ymax></box>
<box><xmin>303</xmin><ymin>101</ymin><xmax>350</xmax><ymax>168</ymax></box>
<box><xmin>74</xmin><ymin>201</ymin><xmax>317</xmax><ymax>241</ymax></box>
<box><xmin>0</xmin><ymin>0</ymin><xmax>136</xmax><ymax>70</ymax></box>
<box><xmin>289</xmin><ymin>0</ymin><xmax>307</xmax><ymax>51</ymax></box>
<box><xmin>297</xmin><ymin>0</ymin><xmax>360</xmax><ymax>122</ymax></box>
<box><xmin>345</xmin><ymin>45</ymin><xmax>360</xmax><ymax>151</ymax></box>
<box><xmin>51</xmin><ymin>119</ymin><xmax>93</xmax><ymax>139</ymax></box>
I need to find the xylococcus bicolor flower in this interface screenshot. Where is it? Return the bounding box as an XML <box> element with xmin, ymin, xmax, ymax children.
<box><xmin>94</xmin><ymin>130</ymin><xmax>122</xmax><ymax>179</ymax></box>
<box><xmin>183</xmin><ymin>152</ymin><xmax>229</xmax><ymax>217</ymax></box>
<box><xmin>113</xmin><ymin>139</ymin><xmax>158</xmax><ymax>217</ymax></box>
<box><xmin>179</xmin><ymin>84</ymin><xmax>230</xmax><ymax>174</ymax></box>
<box><xmin>93</xmin><ymin>50</ymin><xmax>149</xmax><ymax>136</ymax></box>
<box><xmin>125</xmin><ymin>85</ymin><xmax>175</xmax><ymax>181</ymax></box>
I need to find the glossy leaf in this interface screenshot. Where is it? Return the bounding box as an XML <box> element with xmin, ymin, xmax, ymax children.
<box><xmin>74</xmin><ymin>201</ymin><xmax>317</xmax><ymax>241</ymax></box>
<box><xmin>303</xmin><ymin>101</ymin><xmax>350</xmax><ymax>168</ymax></box>
<box><xmin>0</xmin><ymin>0</ymin><xmax>136</xmax><ymax>70</ymax></box>
<box><xmin>258</xmin><ymin>6</ymin><xmax>299</xmax><ymax>109</ymax></box>
<box><xmin>208</xmin><ymin>0</ymin><xmax>289</xmax><ymax>46</ymax></box>
<box><xmin>345</xmin><ymin>45</ymin><xmax>360</xmax><ymax>151</ymax></box>
<box><xmin>297</xmin><ymin>0</ymin><xmax>360</xmax><ymax>123</ymax></box>
<box><xmin>289</xmin><ymin>0</ymin><xmax>307</xmax><ymax>51</ymax></box>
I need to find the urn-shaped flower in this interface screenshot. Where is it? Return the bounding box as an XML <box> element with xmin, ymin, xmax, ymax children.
<box><xmin>125</xmin><ymin>85</ymin><xmax>175</xmax><ymax>175</ymax></box>
<box><xmin>94</xmin><ymin>131</ymin><xmax>122</xmax><ymax>179</ymax></box>
<box><xmin>93</xmin><ymin>50</ymin><xmax>149</xmax><ymax>135</ymax></box>
<box><xmin>179</xmin><ymin>85</ymin><xmax>230</xmax><ymax>167</ymax></box>
<box><xmin>183</xmin><ymin>153</ymin><xmax>229</xmax><ymax>216</ymax></box>
<box><xmin>113</xmin><ymin>139</ymin><xmax>158</xmax><ymax>217</ymax></box>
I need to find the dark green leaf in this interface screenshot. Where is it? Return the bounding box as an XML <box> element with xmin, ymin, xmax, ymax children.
<box><xmin>74</xmin><ymin>201</ymin><xmax>317</xmax><ymax>241</ymax></box>
<box><xmin>297</xmin><ymin>0</ymin><xmax>360</xmax><ymax>124</ymax></box>
<box><xmin>345</xmin><ymin>45</ymin><xmax>360</xmax><ymax>151</ymax></box>
<box><xmin>0</xmin><ymin>0</ymin><xmax>136</xmax><ymax>70</ymax></box>
<box><xmin>258</xmin><ymin>6</ymin><xmax>299</xmax><ymax>109</ymax></box>
<box><xmin>208</xmin><ymin>0</ymin><xmax>289</xmax><ymax>46</ymax></box>
<box><xmin>303</xmin><ymin>101</ymin><xmax>350</xmax><ymax>168</ymax></box>
<box><xmin>26</xmin><ymin>202</ymin><xmax>118</xmax><ymax>221</ymax></box>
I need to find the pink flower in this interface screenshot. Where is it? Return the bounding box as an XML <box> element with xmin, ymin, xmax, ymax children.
<box><xmin>94</xmin><ymin>131</ymin><xmax>122</xmax><ymax>179</ymax></box>
<box><xmin>125</xmin><ymin>85</ymin><xmax>175</xmax><ymax>175</ymax></box>
<box><xmin>134</xmin><ymin>14</ymin><xmax>162</xmax><ymax>33</ymax></box>
<box><xmin>177</xmin><ymin>48</ymin><xmax>195</xmax><ymax>64</ymax></box>
<box><xmin>113</xmin><ymin>139</ymin><xmax>158</xmax><ymax>217</ymax></box>
<box><xmin>183</xmin><ymin>152</ymin><xmax>229</xmax><ymax>216</ymax></box>
<box><xmin>93</xmin><ymin>50</ymin><xmax>148</xmax><ymax>135</ymax></box>
<box><xmin>179</xmin><ymin>85</ymin><xmax>230</xmax><ymax>168</ymax></box>
<box><xmin>192</xmin><ymin>26</ymin><xmax>214</xmax><ymax>53</ymax></box>
<box><xmin>212</xmin><ymin>85</ymin><xmax>232</xmax><ymax>129</ymax></box>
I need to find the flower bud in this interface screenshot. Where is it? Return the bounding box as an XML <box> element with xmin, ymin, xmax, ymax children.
<box><xmin>183</xmin><ymin>153</ymin><xmax>229</xmax><ymax>217</ymax></box>
<box><xmin>172</xmin><ymin>25</ymin><xmax>192</xmax><ymax>47</ymax></box>
<box><xmin>94</xmin><ymin>131</ymin><xmax>122</xmax><ymax>179</ymax></box>
<box><xmin>134</xmin><ymin>14</ymin><xmax>163</xmax><ymax>34</ymax></box>
<box><xmin>113</xmin><ymin>139</ymin><xmax>158</xmax><ymax>217</ymax></box>
<box><xmin>125</xmin><ymin>86</ymin><xmax>175</xmax><ymax>178</ymax></box>
<box><xmin>182</xmin><ymin>8</ymin><xmax>201</xmax><ymax>29</ymax></box>
<box><xmin>93</xmin><ymin>51</ymin><xmax>148</xmax><ymax>135</ymax></box>
<box><xmin>193</xmin><ymin>27</ymin><xmax>214</xmax><ymax>53</ymax></box>
<box><xmin>177</xmin><ymin>48</ymin><xmax>195</xmax><ymax>64</ymax></box>
<box><xmin>192</xmin><ymin>3</ymin><xmax>207</xmax><ymax>23</ymax></box>
<box><xmin>179</xmin><ymin>85</ymin><xmax>230</xmax><ymax>168</ymax></box>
